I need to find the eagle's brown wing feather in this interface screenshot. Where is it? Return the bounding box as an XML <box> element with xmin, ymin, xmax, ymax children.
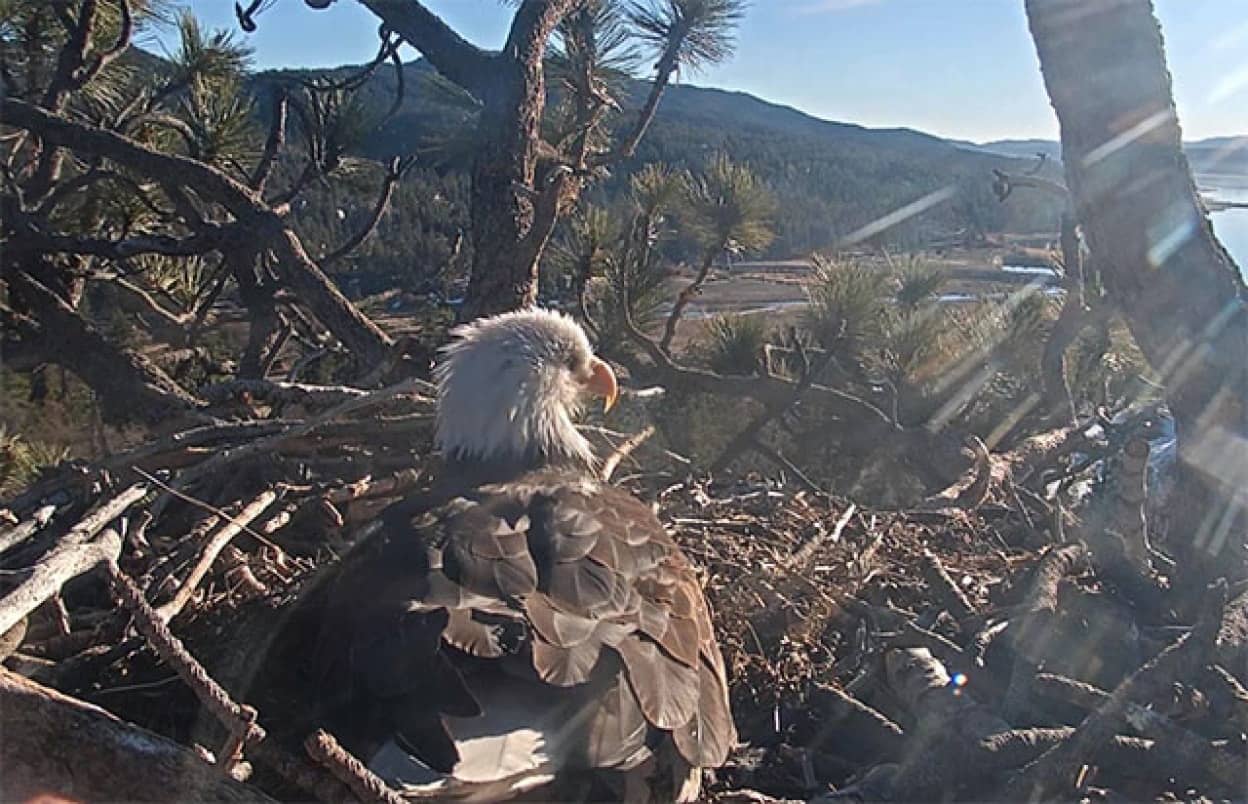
<box><xmin>305</xmin><ymin>469</ymin><xmax>735</xmax><ymax>776</ymax></box>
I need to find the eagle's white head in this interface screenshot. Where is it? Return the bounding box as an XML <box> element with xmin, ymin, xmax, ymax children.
<box><xmin>434</xmin><ymin>308</ymin><xmax>618</xmax><ymax>471</ymax></box>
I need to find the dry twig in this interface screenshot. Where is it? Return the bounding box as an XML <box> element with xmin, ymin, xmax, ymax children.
<box><xmin>106</xmin><ymin>562</ymin><xmax>266</xmax><ymax>755</ymax></box>
<box><xmin>153</xmin><ymin>490</ymin><xmax>279</xmax><ymax>623</ymax></box>
<box><xmin>600</xmin><ymin>425</ymin><xmax>656</xmax><ymax>482</ymax></box>
<box><xmin>304</xmin><ymin>730</ymin><xmax>406</xmax><ymax>804</ymax></box>
<box><xmin>0</xmin><ymin>484</ymin><xmax>148</xmax><ymax>636</ymax></box>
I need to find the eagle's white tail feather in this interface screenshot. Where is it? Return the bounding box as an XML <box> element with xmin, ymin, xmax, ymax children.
<box><xmin>368</xmin><ymin>677</ymin><xmax>597</xmax><ymax>800</ymax></box>
<box><xmin>369</xmin><ymin>739</ymin><xmax>559</xmax><ymax>804</ymax></box>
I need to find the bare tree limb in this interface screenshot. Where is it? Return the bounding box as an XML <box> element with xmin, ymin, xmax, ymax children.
<box><xmin>4</xmin><ymin>270</ymin><xmax>205</xmax><ymax>423</ymax></box>
<box><xmin>320</xmin><ymin>156</ymin><xmax>404</xmax><ymax>267</ymax></box>
<box><xmin>1</xmin><ymin>96</ymin><xmax>394</xmax><ymax>367</ymax></box>
<box><xmin>251</xmin><ymin>86</ymin><xmax>288</xmax><ymax>193</ymax></box>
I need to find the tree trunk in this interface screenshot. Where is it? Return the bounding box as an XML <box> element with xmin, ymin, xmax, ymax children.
<box><xmin>462</xmin><ymin>59</ymin><xmax>546</xmax><ymax>319</ymax></box>
<box><xmin>1025</xmin><ymin>0</ymin><xmax>1248</xmax><ymax>573</ymax></box>
<box><xmin>0</xmin><ymin>668</ymin><xmax>270</xmax><ymax>802</ymax></box>
<box><xmin>358</xmin><ymin>1</ymin><xmax>707</xmax><ymax>322</ymax></box>
<box><xmin>459</xmin><ymin>2</ymin><xmax>585</xmax><ymax>319</ymax></box>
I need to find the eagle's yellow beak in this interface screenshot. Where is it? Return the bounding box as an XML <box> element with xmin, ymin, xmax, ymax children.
<box><xmin>585</xmin><ymin>357</ymin><xmax>619</xmax><ymax>414</ymax></box>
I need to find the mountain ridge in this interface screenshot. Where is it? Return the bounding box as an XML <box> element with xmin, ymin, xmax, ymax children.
<box><xmin>971</xmin><ymin>136</ymin><xmax>1248</xmax><ymax>177</ymax></box>
<box><xmin>248</xmin><ymin>57</ymin><xmax>1070</xmax><ymax>255</ymax></box>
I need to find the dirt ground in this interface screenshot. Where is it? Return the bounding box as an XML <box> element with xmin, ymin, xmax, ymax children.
<box><xmin>662</xmin><ymin>241</ymin><xmax>1062</xmax><ymax>348</ymax></box>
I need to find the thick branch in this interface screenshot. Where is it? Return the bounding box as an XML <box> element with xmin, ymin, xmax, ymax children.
<box><xmin>1033</xmin><ymin>672</ymin><xmax>1248</xmax><ymax>791</ymax></box>
<box><xmin>356</xmin><ymin>0</ymin><xmax>494</xmax><ymax>95</ymax></box>
<box><xmin>1003</xmin><ymin>580</ymin><xmax>1228</xmax><ymax>800</ymax></box>
<box><xmin>1002</xmin><ymin>542</ymin><xmax>1087</xmax><ymax>718</ymax></box>
<box><xmin>0</xmin><ymin>527</ymin><xmax>120</xmax><ymax>636</ymax></box>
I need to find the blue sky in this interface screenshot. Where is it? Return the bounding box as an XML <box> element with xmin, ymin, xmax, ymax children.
<box><xmin>154</xmin><ymin>1</ymin><xmax>1248</xmax><ymax>142</ymax></box>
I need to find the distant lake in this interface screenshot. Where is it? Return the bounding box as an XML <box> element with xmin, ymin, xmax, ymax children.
<box><xmin>1203</xmin><ymin>180</ymin><xmax>1248</xmax><ymax>282</ymax></box>
<box><xmin>1212</xmin><ymin>210</ymin><xmax>1247</xmax><ymax>280</ymax></box>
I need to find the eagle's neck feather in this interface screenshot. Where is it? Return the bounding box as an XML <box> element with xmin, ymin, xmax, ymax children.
<box><xmin>433</xmin><ymin>310</ymin><xmax>598</xmax><ymax>478</ymax></box>
<box><xmin>436</xmin><ymin>402</ymin><xmax>596</xmax><ymax>481</ymax></box>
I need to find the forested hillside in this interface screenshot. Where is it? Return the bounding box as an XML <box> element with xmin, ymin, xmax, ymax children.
<box><xmin>246</xmin><ymin>57</ymin><xmax>1064</xmax><ymax>292</ymax></box>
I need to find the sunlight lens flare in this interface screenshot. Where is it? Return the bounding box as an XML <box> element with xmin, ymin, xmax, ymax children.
<box><xmin>1082</xmin><ymin>109</ymin><xmax>1175</xmax><ymax>167</ymax></box>
<box><xmin>1146</xmin><ymin>207</ymin><xmax>1198</xmax><ymax>268</ymax></box>
<box><xmin>836</xmin><ymin>186</ymin><xmax>957</xmax><ymax>248</ymax></box>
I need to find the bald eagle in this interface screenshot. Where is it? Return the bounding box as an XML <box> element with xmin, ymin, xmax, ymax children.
<box><xmin>250</xmin><ymin>309</ymin><xmax>735</xmax><ymax>802</ymax></box>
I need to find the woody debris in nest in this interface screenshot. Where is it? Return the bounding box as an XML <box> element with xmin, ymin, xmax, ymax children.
<box><xmin>0</xmin><ymin>382</ymin><xmax>1243</xmax><ymax>803</ymax></box>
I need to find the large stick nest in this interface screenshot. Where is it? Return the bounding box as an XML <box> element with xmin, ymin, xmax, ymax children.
<box><xmin>1</xmin><ymin>383</ymin><xmax>1245</xmax><ymax>803</ymax></box>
